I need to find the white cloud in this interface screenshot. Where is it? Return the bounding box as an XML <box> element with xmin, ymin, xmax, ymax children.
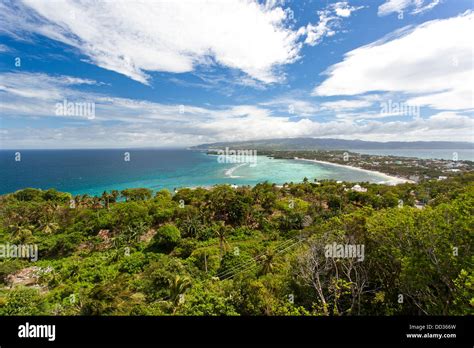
<box><xmin>0</xmin><ymin>44</ymin><xmax>10</xmax><ymax>52</ymax></box>
<box><xmin>333</xmin><ymin>2</ymin><xmax>364</xmax><ymax>18</ymax></box>
<box><xmin>3</xmin><ymin>110</ymin><xmax>473</xmax><ymax>149</ymax></box>
<box><xmin>0</xmin><ymin>72</ymin><xmax>101</xmax><ymax>119</ymax></box>
<box><xmin>407</xmin><ymin>88</ymin><xmax>473</xmax><ymax>111</ymax></box>
<box><xmin>313</xmin><ymin>11</ymin><xmax>474</xmax><ymax>113</ymax></box>
<box><xmin>301</xmin><ymin>11</ymin><xmax>335</xmax><ymax>46</ymax></box>
<box><xmin>0</xmin><ymin>0</ymin><xmax>302</xmax><ymax>84</ymax></box>
<box><xmin>0</xmin><ymin>72</ymin><xmax>208</xmax><ymax>123</ymax></box>
<box><xmin>378</xmin><ymin>0</ymin><xmax>440</xmax><ymax>16</ymax></box>
<box><xmin>300</xmin><ymin>1</ymin><xmax>364</xmax><ymax>46</ymax></box>
<box><xmin>1</xmin><ymin>71</ymin><xmax>473</xmax><ymax>148</ymax></box>
<box><xmin>260</xmin><ymin>97</ymin><xmax>319</xmax><ymax>116</ymax></box>
<box><xmin>321</xmin><ymin>99</ymin><xmax>374</xmax><ymax>111</ymax></box>
<box><xmin>429</xmin><ymin>111</ymin><xmax>472</xmax><ymax>123</ymax></box>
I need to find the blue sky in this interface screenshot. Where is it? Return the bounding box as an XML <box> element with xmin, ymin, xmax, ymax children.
<box><xmin>0</xmin><ymin>0</ymin><xmax>473</xmax><ymax>148</ymax></box>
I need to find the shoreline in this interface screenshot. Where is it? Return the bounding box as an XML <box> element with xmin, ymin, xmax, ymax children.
<box><xmin>0</xmin><ymin>155</ymin><xmax>415</xmax><ymax>197</ymax></box>
<box><xmin>293</xmin><ymin>157</ymin><xmax>414</xmax><ymax>185</ymax></box>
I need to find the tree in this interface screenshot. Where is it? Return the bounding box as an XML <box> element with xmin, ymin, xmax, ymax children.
<box><xmin>214</xmin><ymin>222</ymin><xmax>230</xmax><ymax>259</ymax></box>
<box><xmin>149</xmin><ymin>192</ymin><xmax>176</xmax><ymax>225</ymax></box>
<box><xmin>153</xmin><ymin>224</ymin><xmax>181</xmax><ymax>251</ymax></box>
<box><xmin>168</xmin><ymin>275</ymin><xmax>191</xmax><ymax>313</ymax></box>
<box><xmin>41</xmin><ymin>221</ymin><xmax>60</xmax><ymax>234</ymax></box>
<box><xmin>176</xmin><ymin>282</ymin><xmax>239</xmax><ymax>316</ymax></box>
<box><xmin>42</xmin><ymin>189</ymin><xmax>71</xmax><ymax>203</ymax></box>
<box><xmin>120</xmin><ymin>188</ymin><xmax>152</xmax><ymax>202</ymax></box>
<box><xmin>110</xmin><ymin>190</ymin><xmax>120</xmax><ymax>203</ymax></box>
<box><xmin>293</xmin><ymin>225</ymin><xmax>370</xmax><ymax>316</ymax></box>
<box><xmin>253</xmin><ymin>182</ymin><xmax>277</xmax><ymax>213</ymax></box>
<box><xmin>207</xmin><ymin>185</ymin><xmax>236</xmax><ymax>223</ymax></box>
<box><xmin>101</xmin><ymin>191</ymin><xmax>111</xmax><ymax>209</ymax></box>
<box><xmin>111</xmin><ymin>201</ymin><xmax>152</xmax><ymax>231</ymax></box>
<box><xmin>217</xmin><ymin>250</ymin><xmax>254</xmax><ymax>280</ymax></box>
<box><xmin>260</xmin><ymin>249</ymin><xmax>278</xmax><ymax>276</ymax></box>
<box><xmin>12</xmin><ymin>225</ymin><xmax>35</xmax><ymax>243</ymax></box>
<box><xmin>12</xmin><ymin>188</ymin><xmax>43</xmax><ymax>202</ymax></box>
<box><xmin>365</xmin><ymin>192</ymin><xmax>473</xmax><ymax>315</ymax></box>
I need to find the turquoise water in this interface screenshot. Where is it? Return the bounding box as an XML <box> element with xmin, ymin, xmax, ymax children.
<box><xmin>0</xmin><ymin>149</ymin><xmax>393</xmax><ymax>196</ymax></box>
<box><xmin>220</xmin><ymin>155</ymin><xmax>393</xmax><ymax>186</ymax></box>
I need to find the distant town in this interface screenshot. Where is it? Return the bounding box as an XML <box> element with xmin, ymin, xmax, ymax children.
<box><xmin>208</xmin><ymin>149</ymin><xmax>474</xmax><ymax>183</ymax></box>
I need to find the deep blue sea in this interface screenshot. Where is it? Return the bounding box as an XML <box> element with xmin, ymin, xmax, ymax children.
<box><xmin>0</xmin><ymin>149</ymin><xmax>407</xmax><ymax>196</ymax></box>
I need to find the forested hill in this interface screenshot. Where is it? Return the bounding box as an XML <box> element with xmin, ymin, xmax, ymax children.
<box><xmin>192</xmin><ymin>138</ymin><xmax>473</xmax><ymax>151</ymax></box>
<box><xmin>0</xmin><ymin>174</ymin><xmax>473</xmax><ymax>316</ymax></box>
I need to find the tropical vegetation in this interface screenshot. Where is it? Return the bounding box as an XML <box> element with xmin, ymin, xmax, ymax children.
<box><xmin>0</xmin><ymin>174</ymin><xmax>472</xmax><ymax>316</ymax></box>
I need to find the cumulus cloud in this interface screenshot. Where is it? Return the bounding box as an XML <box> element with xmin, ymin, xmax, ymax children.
<box><xmin>313</xmin><ymin>11</ymin><xmax>474</xmax><ymax>113</ymax></box>
<box><xmin>378</xmin><ymin>0</ymin><xmax>440</xmax><ymax>16</ymax></box>
<box><xmin>0</xmin><ymin>0</ymin><xmax>303</xmax><ymax>84</ymax></box>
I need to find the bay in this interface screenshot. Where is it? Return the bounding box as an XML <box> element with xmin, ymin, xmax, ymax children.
<box><xmin>0</xmin><ymin>149</ymin><xmax>397</xmax><ymax>196</ymax></box>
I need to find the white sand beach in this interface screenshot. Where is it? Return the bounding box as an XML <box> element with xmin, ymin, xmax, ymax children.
<box><xmin>294</xmin><ymin>157</ymin><xmax>414</xmax><ymax>185</ymax></box>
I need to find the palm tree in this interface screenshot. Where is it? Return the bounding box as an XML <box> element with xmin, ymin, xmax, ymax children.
<box><xmin>215</xmin><ymin>222</ymin><xmax>230</xmax><ymax>259</ymax></box>
<box><xmin>182</xmin><ymin>215</ymin><xmax>202</xmax><ymax>238</ymax></box>
<box><xmin>260</xmin><ymin>249</ymin><xmax>277</xmax><ymax>275</ymax></box>
<box><xmin>101</xmin><ymin>191</ymin><xmax>111</xmax><ymax>210</ymax></box>
<box><xmin>92</xmin><ymin>196</ymin><xmax>102</xmax><ymax>209</ymax></box>
<box><xmin>169</xmin><ymin>275</ymin><xmax>191</xmax><ymax>313</ymax></box>
<box><xmin>41</xmin><ymin>222</ymin><xmax>60</xmax><ymax>234</ymax></box>
<box><xmin>110</xmin><ymin>190</ymin><xmax>120</xmax><ymax>203</ymax></box>
<box><xmin>12</xmin><ymin>225</ymin><xmax>34</xmax><ymax>243</ymax></box>
<box><xmin>73</xmin><ymin>195</ymin><xmax>81</xmax><ymax>208</ymax></box>
<box><xmin>79</xmin><ymin>194</ymin><xmax>92</xmax><ymax>208</ymax></box>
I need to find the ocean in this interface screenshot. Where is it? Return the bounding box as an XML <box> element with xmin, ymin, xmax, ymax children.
<box><xmin>1</xmin><ymin>149</ymin><xmax>401</xmax><ymax>196</ymax></box>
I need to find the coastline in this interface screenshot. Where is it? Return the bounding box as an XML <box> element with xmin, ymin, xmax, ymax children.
<box><xmin>294</xmin><ymin>157</ymin><xmax>414</xmax><ymax>185</ymax></box>
<box><xmin>0</xmin><ymin>152</ymin><xmax>418</xmax><ymax>197</ymax></box>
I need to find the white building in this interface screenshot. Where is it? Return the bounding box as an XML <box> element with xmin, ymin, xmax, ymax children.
<box><xmin>351</xmin><ymin>184</ymin><xmax>367</xmax><ymax>193</ymax></box>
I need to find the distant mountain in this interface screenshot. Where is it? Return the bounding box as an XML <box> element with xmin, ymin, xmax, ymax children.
<box><xmin>192</xmin><ymin>138</ymin><xmax>474</xmax><ymax>151</ymax></box>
